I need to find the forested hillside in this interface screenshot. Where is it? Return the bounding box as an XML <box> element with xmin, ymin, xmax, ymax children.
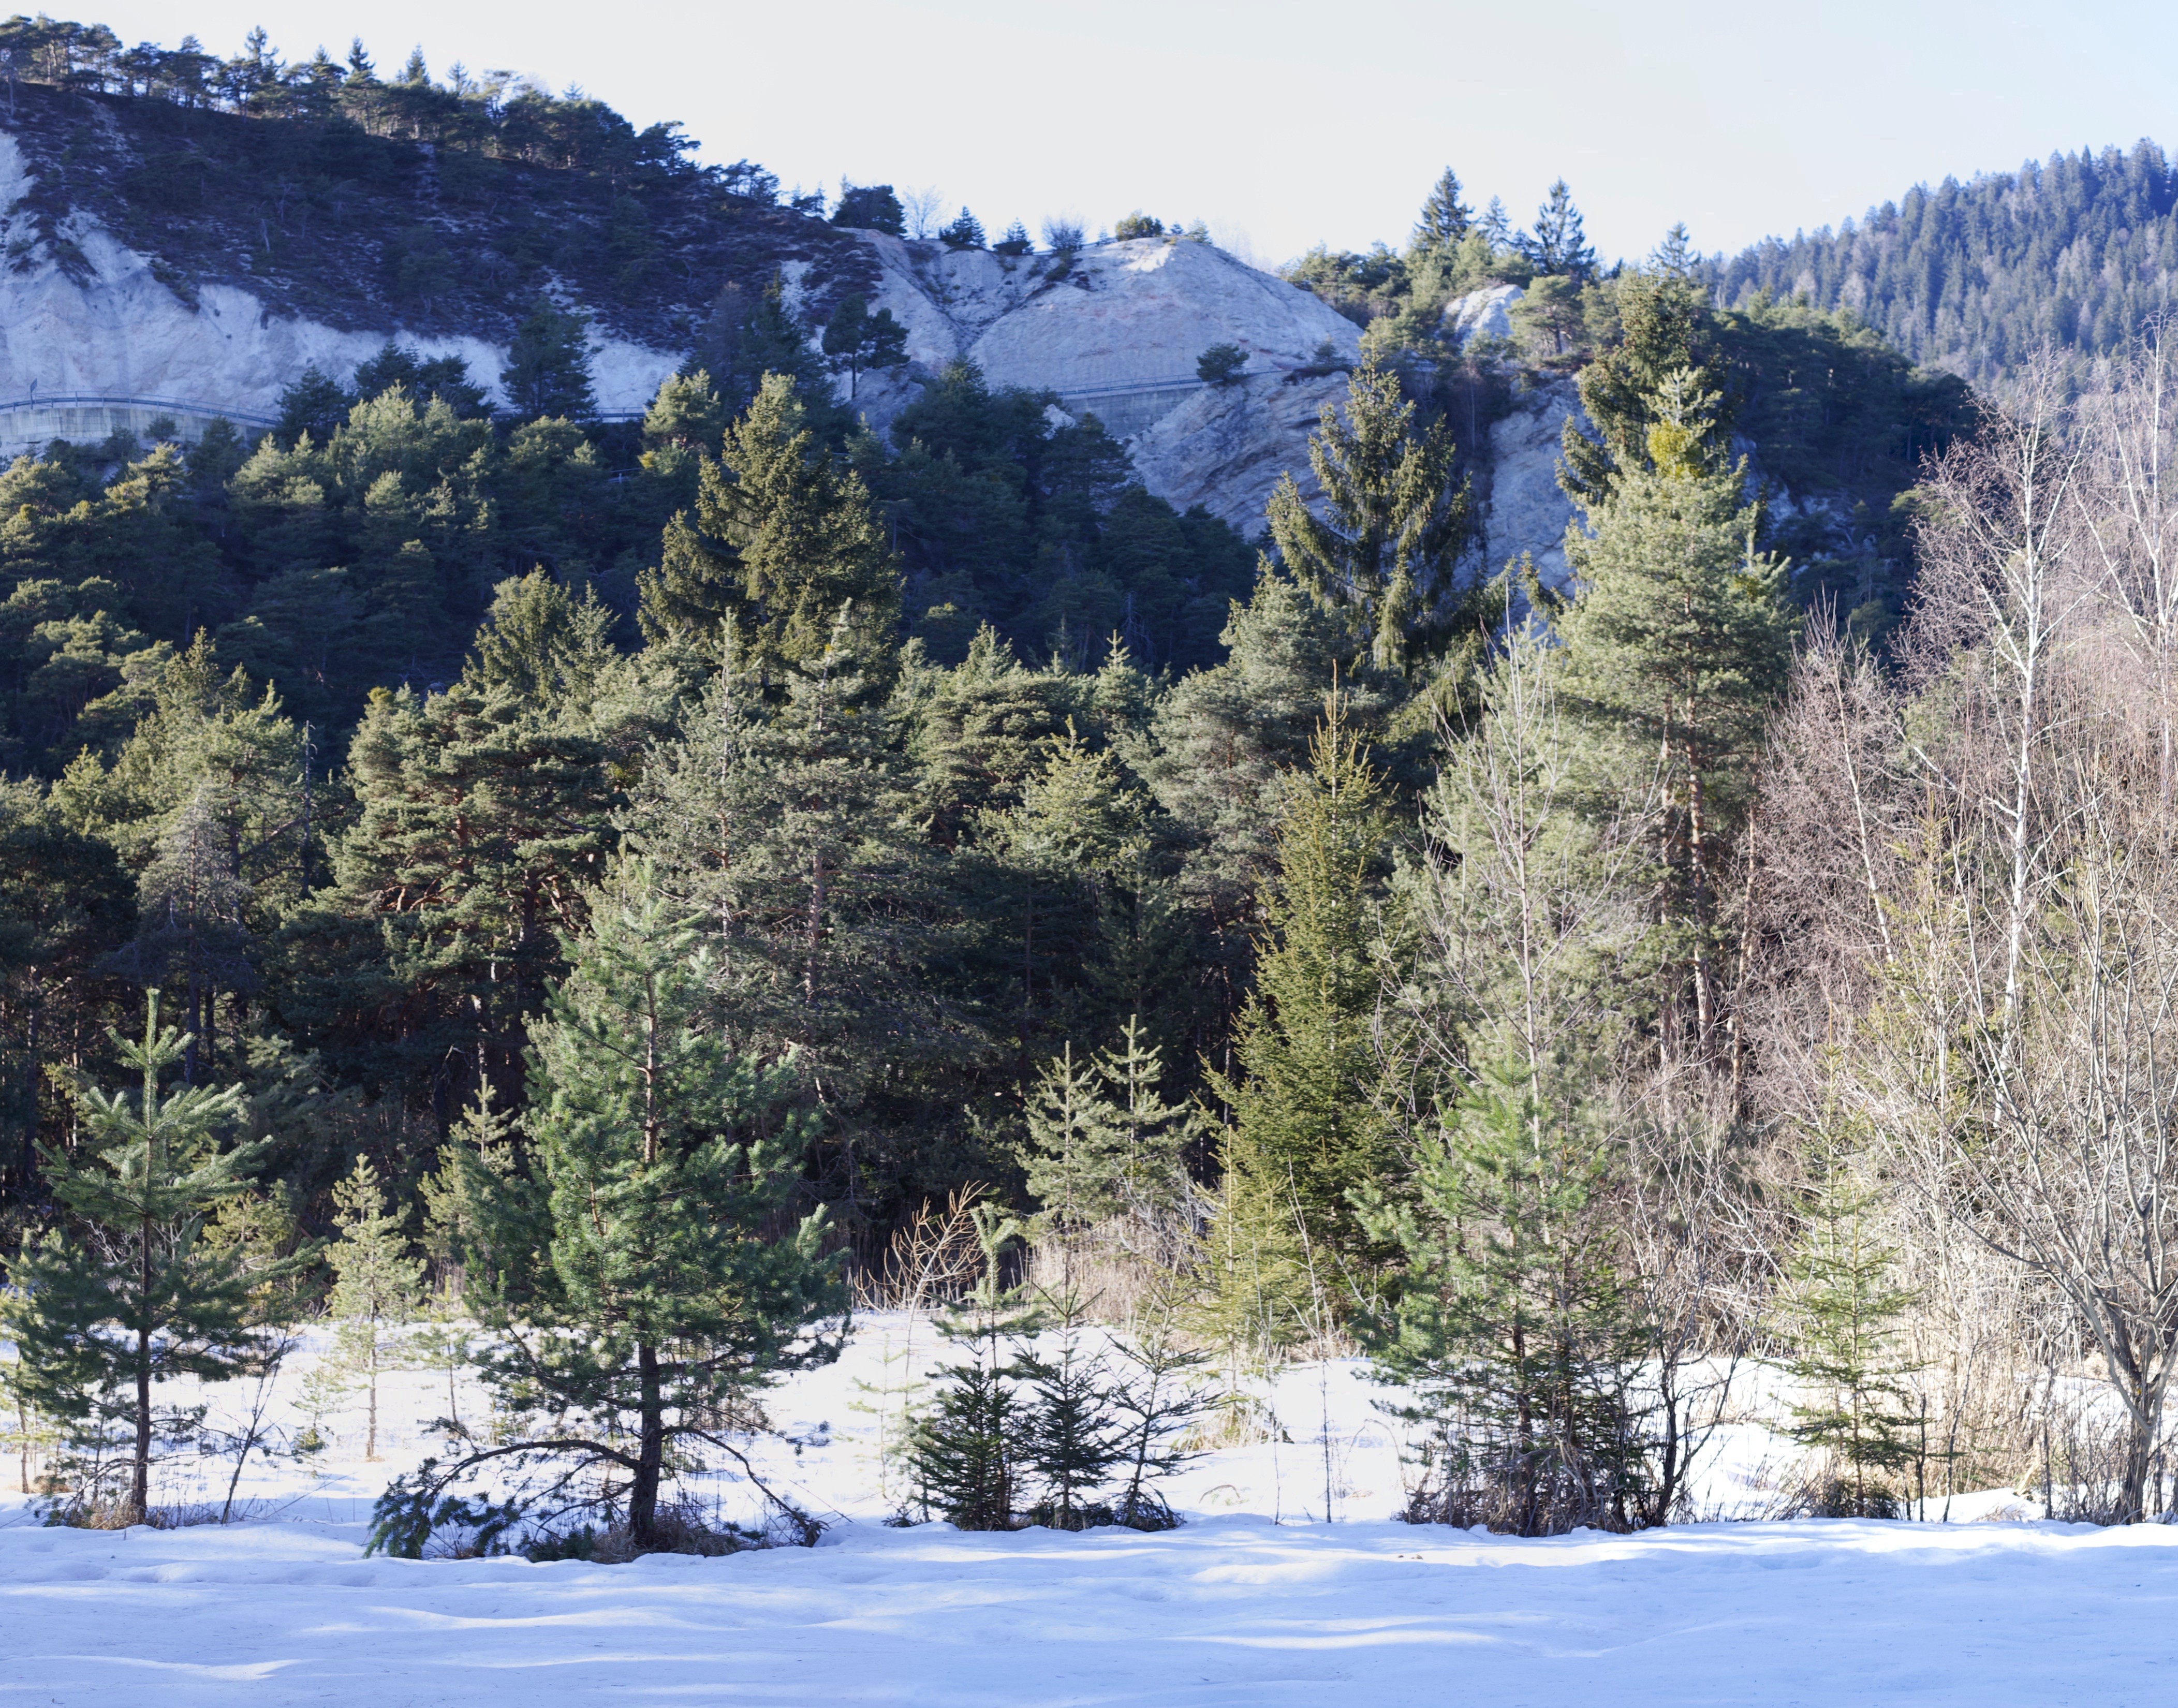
<box><xmin>0</xmin><ymin>15</ymin><xmax>870</xmax><ymax>346</ymax></box>
<box><xmin>1274</xmin><ymin>174</ymin><xmax>1976</xmax><ymax>632</ymax></box>
<box><xmin>1712</xmin><ymin>141</ymin><xmax>2178</xmax><ymax>386</ymax></box>
<box><xmin>6</xmin><ymin>18</ymin><xmax>2176</xmax><ymax>1556</ymax></box>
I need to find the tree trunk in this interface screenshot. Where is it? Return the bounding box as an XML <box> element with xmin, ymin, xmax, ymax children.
<box><xmin>1684</xmin><ymin>737</ymin><xmax>1714</xmax><ymax>1057</ymax></box>
<box><xmin>629</xmin><ymin>1339</ymin><xmax>664</xmax><ymax>1546</ymax></box>
<box><xmin>131</xmin><ymin>1318</ymin><xmax>152</xmax><ymax>1524</ymax></box>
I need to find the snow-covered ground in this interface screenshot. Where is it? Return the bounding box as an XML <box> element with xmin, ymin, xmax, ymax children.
<box><xmin>4</xmin><ymin>1316</ymin><xmax>2172</xmax><ymax>1705</ymax></box>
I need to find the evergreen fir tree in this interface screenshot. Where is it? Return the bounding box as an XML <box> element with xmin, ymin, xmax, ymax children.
<box><xmin>1414</xmin><ymin>167</ymin><xmax>1473</xmax><ymax>251</ymax></box>
<box><xmin>1651</xmin><ymin>222</ymin><xmax>1699</xmax><ymax>279</ymax></box>
<box><xmin>276</xmin><ymin>365</ymin><xmax>352</xmax><ymax>446</ymax></box>
<box><xmin>1143</xmin><ymin>567</ymin><xmax>1391</xmax><ymax>917</ymax></box>
<box><xmin>1518</xmin><ymin>179</ymin><xmax>1598</xmax><ymax>281</ymax></box>
<box><xmin>376</xmin><ymin>882</ymin><xmax>843</xmax><ymax>1553</ymax></box>
<box><xmin>908</xmin><ymin>1204</ymin><xmax>1028</xmax><ymax>1529</ymax></box>
<box><xmin>1264</xmin><ymin>358</ymin><xmax>1476</xmax><ymax>672</ymax></box>
<box><xmin>501</xmin><ymin>301</ymin><xmax>597</xmax><ymax>422</ymax></box>
<box><xmin>1024</xmin><ymin>1042</ymin><xmax>1123</xmax><ymax>1231</ymax></box>
<box><xmin>1364</xmin><ymin>1061</ymin><xmax>1650</xmax><ymax>1534</ymax></box>
<box><xmin>1556</xmin><ymin>370</ymin><xmax>1796</xmax><ymax>1064</ymax></box>
<box><xmin>627</xmin><ymin>616</ymin><xmax>954</xmax><ymax>1206</ymax></box>
<box><xmin>638</xmin><ymin>374</ymin><xmax>901</xmax><ymax>681</ymax></box>
<box><xmin>694</xmin><ymin>271</ymin><xmax>838</xmax><ymax>421</ymax></box>
<box><xmin>462</xmin><ymin>570</ymin><xmax>621</xmax><ymax>713</ymax></box>
<box><xmin>1094</xmin><ymin>1014</ymin><xmax>1190</xmax><ymax>1220</ymax></box>
<box><xmin>937</xmin><ymin>207</ymin><xmax>987</xmax><ymax>249</ymax></box>
<box><xmin>1015</xmin><ymin>1282</ymin><xmax>1124</xmax><ymax>1529</ymax></box>
<box><xmin>1106</xmin><ymin>1283</ymin><xmax>1209</xmax><ymax>1527</ymax></box>
<box><xmin>2</xmin><ymin>991</ymin><xmax>270</xmax><ymax>1522</ymax></box>
<box><xmin>325</xmin><ymin>1155</ymin><xmax>424</xmax><ymax>1461</ymax></box>
<box><xmin>1561</xmin><ymin>273</ymin><xmax>1724</xmax><ymax>512</ymax></box>
<box><xmin>984</xmin><ymin>721</ymin><xmax>1152</xmax><ymax>1058</ymax></box>
<box><xmin>1784</xmin><ymin>1170</ymin><xmax>1918</xmax><ymax>1518</ymax></box>
<box><xmin>1210</xmin><ymin>691</ymin><xmax>1393</xmax><ymax>1271</ymax></box>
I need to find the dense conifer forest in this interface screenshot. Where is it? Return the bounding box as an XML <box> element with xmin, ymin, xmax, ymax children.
<box><xmin>1711</xmin><ymin>141</ymin><xmax>2178</xmax><ymax>386</ymax></box>
<box><xmin>4</xmin><ymin>17</ymin><xmax>2176</xmax><ymax>1549</ymax></box>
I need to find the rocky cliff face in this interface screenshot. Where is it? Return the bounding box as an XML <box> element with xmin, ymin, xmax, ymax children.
<box><xmin>0</xmin><ymin>134</ymin><xmax>681</xmax><ymax>440</ymax></box>
<box><xmin>1</xmin><ymin>81</ymin><xmax>1537</xmax><ymax>554</ymax></box>
<box><xmin>838</xmin><ymin>232</ymin><xmax>1363</xmax><ymax>532</ymax></box>
<box><xmin>1478</xmin><ymin>375</ymin><xmax>1585</xmax><ymax>587</ymax></box>
<box><xmin>0</xmin><ymin>87</ymin><xmax>1365</xmax><ymax>535</ymax></box>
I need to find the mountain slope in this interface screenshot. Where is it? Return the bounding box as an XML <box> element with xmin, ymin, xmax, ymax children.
<box><xmin>1714</xmin><ymin>141</ymin><xmax>2178</xmax><ymax>385</ymax></box>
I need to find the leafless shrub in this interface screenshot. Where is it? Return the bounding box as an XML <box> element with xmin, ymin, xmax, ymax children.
<box><xmin>853</xmin><ymin>1185</ymin><xmax>989</xmax><ymax>1314</ymax></box>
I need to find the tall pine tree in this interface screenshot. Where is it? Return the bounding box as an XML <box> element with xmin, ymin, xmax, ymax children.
<box><xmin>1210</xmin><ymin>690</ymin><xmax>1393</xmax><ymax>1273</ymax></box>
<box><xmin>638</xmin><ymin>374</ymin><xmax>900</xmax><ymax>683</ymax></box>
<box><xmin>1264</xmin><ymin>359</ymin><xmax>1475</xmax><ymax>673</ymax></box>
<box><xmin>1556</xmin><ymin>370</ymin><xmax>1796</xmax><ymax>1067</ymax></box>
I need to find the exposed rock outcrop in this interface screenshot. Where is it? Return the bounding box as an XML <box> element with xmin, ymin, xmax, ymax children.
<box><xmin>0</xmin><ymin>136</ymin><xmax>679</xmax><ymax>456</ymax></box>
<box><xmin>1445</xmin><ymin>283</ymin><xmax>1523</xmax><ymax>348</ymax></box>
<box><xmin>1127</xmin><ymin>370</ymin><xmax>1355</xmax><ymax>535</ymax></box>
<box><xmin>845</xmin><ymin>232</ymin><xmax>1362</xmax><ymax>529</ymax></box>
<box><xmin>3</xmin><ymin>93</ymin><xmax>1359</xmax><ymax>538</ymax></box>
<box><xmin>1476</xmin><ymin>375</ymin><xmax>1586</xmax><ymax>587</ymax></box>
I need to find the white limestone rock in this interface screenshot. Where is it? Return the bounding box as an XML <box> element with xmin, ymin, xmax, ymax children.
<box><xmin>856</xmin><ymin>233</ymin><xmax>1359</xmax><ymax>392</ymax></box>
<box><xmin>1</xmin><ymin>122</ymin><xmax>1360</xmax><ymax>538</ymax></box>
<box><xmin>1128</xmin><ymin>370</ymin><xmax>1350</xmax><ymax>536</ymax></box>
<box><xmin>1444</xmin><ymin>283</ymin><xmax>1523</xmax><ymax>348</ymax></box>
<box><xmin>0</xmin><ymin>132</ymin><xmax>679</xmax><ymax>436</ymax></box>
<box><xmin>848</xmin><ymin>232</ymin><xmax>1362</xmax><ymax>528</ymax></box>
<box><xmin>1477</xmin><ymin>375</ymin><xmax>1586</xmax><ymax>588</ymax></box>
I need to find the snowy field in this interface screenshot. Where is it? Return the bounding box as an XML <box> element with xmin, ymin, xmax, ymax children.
<box><xmin>4</xmin><ymin>1317</ymin><xmax>2174</xmax><ymax>1705</ymax></box>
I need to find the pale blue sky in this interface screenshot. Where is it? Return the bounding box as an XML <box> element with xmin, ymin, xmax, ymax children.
<box><xmin>75</xmin><ymin>1</ymin><xmax>2178</xmax><ymax>268</ymax></box>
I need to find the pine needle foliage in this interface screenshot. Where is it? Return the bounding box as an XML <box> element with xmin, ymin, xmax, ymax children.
<box><xmin>638</xmin><ymin>373</ymin><xmax>901</xmax><ymax>682</ymax></box>
<box><xmin>1210</xmin><ymin>689</ymin><xmax>1394</xmax><ymax>1273</ymax></box>
<box><xmin>1556</xmin><ymin>369</ymin><xmax>1797</xmax><ymax>1064</ymax></box>
<box><xmin>3</xmin><ymin>991</ymin><xmax>271</xmax><ymax>1523</ymax></box>
<box><xmin>1024</xmin><ymin>1017</ymin><xmax>1190</xmax><ymax>1230</ymax></box>
<box><xmin>1365</xmin><ymin>1061</ymin><xmax>1651</xmax><ymax>1535</ymax></box>
<box><xmin>1783</xmin><ymin>1170</ymin><xmax>1918</xmax><ymax>1518</ymax></box>
<box><xmin>371</xmin><ymin>882</ymin><xmax>843</xmax><ymax>1555</ymax></box>
<box><xmin>907</xmin><ymin>1204</ymin><xmax>1029</xmax><ymax>1529</ymax></box>
<box><xmin>1265</xmin><ymin>358</ymin><xmax>1476</xmax><ymax>673</ymax></box>
<box><xmin>326</xmin><ymin>1156</ymin><xmax>424</xmax><ymax>1461</ymax></box>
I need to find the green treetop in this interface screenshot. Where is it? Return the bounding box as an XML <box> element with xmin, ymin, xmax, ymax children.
<box><xmin>1784</xmin><ymin>1169</ymin><xmax>1919</xmax><ymax>1517</ymax></box>
<box><xmin>1413</xmin><ymin>167</ymin><xmax>1473</xmax><ymax>252</ymax></box>
<box><xmin>377</xmin><ymin>882</ymin><xmax>843</xmax><ymax>1553</ymax></box>
<box><xmin>1556</xmin><ymin>370</ymin><xmax>1796</xmax><ymax>1067</ymax></box>
<box><xmin>3</xmin><ymin>991</ymin><xmax>271</xmax><ymax>1522</ymax></box>
<box><xmin>1023</xmin><ymin>1042</ymin><xmax>1122</xmax><ymax>1232</ymax></box>
<box><xmin>501</xmin><ymin>301</ymin><xmax>597</xmax><ymax>422</ymax></box>
<box><xmin>822</xmin><ymin>295</ymin><xmax>910</xmax><ymax>400</ymax></box>
<box><xmin>1264</xmin><ymin>358</ymin><xmax>1476</xmax><ymax>673</ymax></box>
<box><xmin>639</xmin><ymin>374</ymin><xmax>902</xmax><ymax>682</ymax></box>
<box><xmin>1210</xmin><ymin>691</ymin><xmax>1394</xmax><ymax>1271</ymax></box>
<box><xmin>1561</xmin><ymin>271</ymin><xmax>1725</xmax><ymax>513</ymax></box>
